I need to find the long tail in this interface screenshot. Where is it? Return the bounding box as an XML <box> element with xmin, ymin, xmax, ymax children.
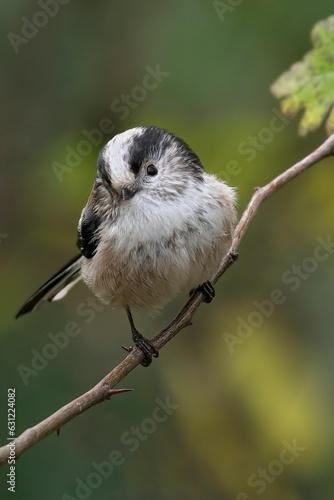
<box><xmin>16</xmin><ymin>254</ymin><xmax>83</xmax><ymax>318</ymax></box>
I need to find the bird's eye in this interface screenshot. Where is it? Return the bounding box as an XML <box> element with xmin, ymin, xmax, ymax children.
<box><xmin>146</xmin><ymin>164</ymin><xmax>158</xmax><ymax>176</ymax></box>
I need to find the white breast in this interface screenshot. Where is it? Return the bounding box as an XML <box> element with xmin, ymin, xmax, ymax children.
<box><xmin>81</xmin><ymin>174</ymin><xmax>236</xmax><ymax>313</ymax></box>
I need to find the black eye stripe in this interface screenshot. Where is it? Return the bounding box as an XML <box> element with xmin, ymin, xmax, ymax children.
<box><xmin>127</xmin><ymin>126</ymin><xmax>204</xmax><ymax>181</ymax></box>
<box><xmin>130</xmin><ymin>159</ymin><xmax>141</xmax><ymax>175</ymax></box>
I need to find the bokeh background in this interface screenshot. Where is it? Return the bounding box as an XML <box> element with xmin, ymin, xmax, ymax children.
<box><xmin>1</xmin><ymin>1</ymin><xmax>334</xmax><ymax>499</ymax></box>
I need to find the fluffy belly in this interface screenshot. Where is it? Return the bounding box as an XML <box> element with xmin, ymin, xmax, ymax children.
<box><xmin>81</xmin><ymin>237</ymin><xmax>223</xmax><ymax>312</ymax></box>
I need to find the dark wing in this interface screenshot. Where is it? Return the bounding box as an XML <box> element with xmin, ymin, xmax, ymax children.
<box><xmin>76</xmin><ymin>205</ymin><xmax>102</xmax><ymax>259</ymax></box>
<box><xmin>16</xmin><ymin>254</ymin><xmax>83</xmax><ymax>318</ymax></box>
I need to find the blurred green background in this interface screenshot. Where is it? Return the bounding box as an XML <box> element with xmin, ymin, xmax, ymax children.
<box><xmin>1</xmin><ymin>1</ymin><xmax>334</xmax><ymax>499</ymax></box>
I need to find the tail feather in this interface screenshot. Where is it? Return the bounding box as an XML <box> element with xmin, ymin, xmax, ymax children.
<box><xmin>16</xmin><ymin>254</ymin><xmax>83</xmax><ymax>318</ymax></box>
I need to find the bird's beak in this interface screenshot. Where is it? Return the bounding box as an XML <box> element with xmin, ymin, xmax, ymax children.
<box><xmin>121</xmin><ymin>186</ymin><xmax>138</xmax><ymax>200</ymax></box>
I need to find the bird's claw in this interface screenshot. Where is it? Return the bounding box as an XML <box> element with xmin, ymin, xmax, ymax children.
<box><xmin>190</xmin><ymin>281</ymin><xmax>215</xmax><ymax>303</ymax></box>
<box><xmin>123</xmin><ymin>332</ymin><xmax>159</xmax><ymax>367</ymax></box>
<box><xmin>200</xmin><ymin>281</ymin><xmax>215</xmax><ymax>303</ymax></box>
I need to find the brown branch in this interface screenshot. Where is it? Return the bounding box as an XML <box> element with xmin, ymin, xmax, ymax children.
<box><xmin>1</xmin><ymin>133</ymin><xmax>334</xmax><ymax>466</ymax></box>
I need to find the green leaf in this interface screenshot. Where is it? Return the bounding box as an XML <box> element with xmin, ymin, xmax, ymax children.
<box><xmin>271</xmin><ymin>16</ymin><xmax>334</xmax><ymax>136</ymax></box>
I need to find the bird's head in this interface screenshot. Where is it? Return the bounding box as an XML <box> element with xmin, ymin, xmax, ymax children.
<box><xmin>96</xmin><ymin>126</ymin><xmax>204</xmax><ymax>203</ymax></box>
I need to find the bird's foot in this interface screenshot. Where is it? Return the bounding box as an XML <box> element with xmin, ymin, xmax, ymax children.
<box><xmin>190</xmin><ymin>281</ymin><xmax>215</xmax><ymax>303</ymax></box>
<box><xmin>123</xmin><ymin>331</ymin><xmax>159</xmax><ymax>367</ymax></box>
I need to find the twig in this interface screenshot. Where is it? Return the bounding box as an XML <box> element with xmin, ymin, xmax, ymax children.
<box><xmin>1</xmin><ymin>133</ymin><xmax>334</xmax><ymax>465</ymax></box>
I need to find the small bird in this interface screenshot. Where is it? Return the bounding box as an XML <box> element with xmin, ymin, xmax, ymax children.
<box><xmin>16</xmin><ymin>126</ymin><xmax>237</xmax><ymax>366</ymax></box>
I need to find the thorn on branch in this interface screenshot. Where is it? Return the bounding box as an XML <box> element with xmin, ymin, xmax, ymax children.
<box><xmin>102</xmin><ymin>386</ymin><xmax>134</xmax><ymax>401</ymax></box>
<box><xmin>121</xmin><ymin>345</ymin><xmax>133</xmax><ymax>354</ymax></box>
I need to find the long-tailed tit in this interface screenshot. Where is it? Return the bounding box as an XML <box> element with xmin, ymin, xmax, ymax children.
<box><xmin>16</xmin><ymin>126</ymin><xmax>237</xmax><ymax>366</ymax></box>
